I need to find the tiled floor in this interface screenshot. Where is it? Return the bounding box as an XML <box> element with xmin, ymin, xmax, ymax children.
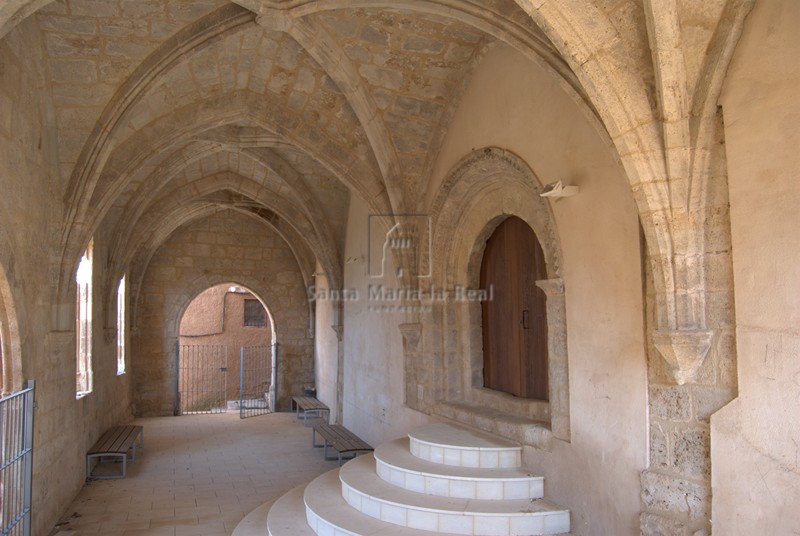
<box><xmin>50</xmin><ymin>412</ymin><xmax>339</xmax><ymax>535</ymax></box>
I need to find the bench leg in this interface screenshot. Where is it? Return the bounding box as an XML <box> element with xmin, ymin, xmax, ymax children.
<box><xmin>303</xmin><ymin>409</ymin><xmax>329</xmax><ymax>427</ymax></box>
<box><xmin>87</xmin><ymin>453</ymin><xmax>127</xmax><ymax>479</ymax></box>
<box><xmin>323</xmin><ymin>442</ymin><xmax>338</xmax><ymax>462</ymax></box>
<box><xmin>312</xmin><ymin>428</ymin><xmax>324</xmax><ymax>448</ymax></box>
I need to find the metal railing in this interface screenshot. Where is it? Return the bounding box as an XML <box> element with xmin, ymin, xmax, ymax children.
<box><xmin>177</xmin><ymin>345</ymin><xmax>227</xmax><ymax>414</ymax></box>
<box><xmin>0</xmin><ymin>380</ymin><xmax>34</xmax><ymax>536</ymax></box>
<box><xmin>239</xmin><ymin>345</ymin><xmax>274</xmax><ymax>419</ymax></box>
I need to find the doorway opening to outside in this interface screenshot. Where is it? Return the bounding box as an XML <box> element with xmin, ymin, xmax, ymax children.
<box><xmin>177</xmin><ymin>284</ymin><xmax>276</xmax><ymax>418</ymax></box>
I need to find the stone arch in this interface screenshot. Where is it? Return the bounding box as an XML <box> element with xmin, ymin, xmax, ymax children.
<box><xmin>175</xmin><ymin>281</ymin><xmax>277</xmax><ymax>412</ymax></box>
<box><xmin>131</xmin><ymin>209</ymin><xmax>312</xmax><ymax>415</ymax></box>
<box><xmin>411</xmin><ymin>148</ymin><xmax>570</xmax><ymax>446</ymax></box>
<box><xmin>167</xmin><ymin>274</ymin><xmax>298</xmax><ymax>413</ymax></box>
<box><xmin>55</xmin><ymin>91</ymin><xmax>380</xmax><ymax>305</ymax></box>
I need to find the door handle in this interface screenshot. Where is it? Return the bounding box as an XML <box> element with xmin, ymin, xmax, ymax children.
<box><xmin>522</xmin><ymin>310</ymin><xmax>529</xmax><ymax>329</ymax></box>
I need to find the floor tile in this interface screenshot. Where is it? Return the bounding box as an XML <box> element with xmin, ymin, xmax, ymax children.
<box><xmin>49</xmin><ymin>412</ymin><xmax>338</xmax><ymax>535</ymax></box>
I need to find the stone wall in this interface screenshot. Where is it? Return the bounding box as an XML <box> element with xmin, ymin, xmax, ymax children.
<box><xmin>0</xmin><ymin>16</ymin><xmax>138</xmax><ymax>534</ymax></box>
<box><xmin>132</xmin><ymin>209</ymin><xmax>311</xmax><ymax>416</ymax></box>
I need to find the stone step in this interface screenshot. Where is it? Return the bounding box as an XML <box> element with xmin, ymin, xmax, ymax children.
<box><xmin>267</xmin><ymin>484</ymin><xmax>316</xmax><ymax>536</ymax></box>
<box><xmin>304</xmin><ymin>468</ymin><xmax>470</xmax><ymax>536</ymax></box>
<box><xmin>340</xmin><ymin>454</ymin><xmax>570</xmax><ymax>535</ymax></box>
<box><xmin>375</xmin><ymin>437</ymin><xmax>544</xmax><ymax>500</ymax></box>
<box><xmin>408</xmin><ymin>422</ymin><xmax>522</xmax><ymax>469</ymax></box>
<box><xmin>234</xmin><ymin>501</ymin><xmax>271</xmax><ymax>536</ymax></box>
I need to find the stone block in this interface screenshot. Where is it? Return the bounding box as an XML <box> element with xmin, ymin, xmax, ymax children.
<box><xmin>359</xmin><ymin>64</ymin><xmax>403</xmax><ymax>89</ymax></box>
<box><xmin>640</xmin><ymin>512</ymin><xmax>689</xmax><ymax>536</ymax></box>
<box><xmin>650</xmin><ymin>424</ymin><xmax>670</xmax><ymax>469</ymax></box>
<box><xmin>70</xmin><ymin>0</ymin><xmax>119</xmax><ymax>17</ymax></box>
<box><xmin>671</xmin><ymin>427</ymin><xmax>710</xmax><ymax>479</ymax></box>
<box><xmin>402</xmin><ymin>35</ymin><xmax>445</xmax><ymax>54</ymax></box>
<box><xmin>691</xmin><ymin>386</ymin><xmax>734</xmax><ymax>422</ymax></box>
<box><xmin>650</xmin><ymin>384</ymin><xmax>692</xmax><ymax>421</ymax></box>
<box><xmin>641</xmin><ymin>470</ymin><xmax>709</xmax><ymax>521</ymax></box>
<box><xmin>120</xmin><ymin>0</ymin><xmax>163</xmax><ymax>19</ymax></box>
<box><xmin>39</xmin><ymin>15</ymin><xmax>97</xmax><ymax>34</ymax></box>
<box><xmin>45</xmin><ymin>33</ymin><xmax>102</xmax><ymax>57</ymax></box>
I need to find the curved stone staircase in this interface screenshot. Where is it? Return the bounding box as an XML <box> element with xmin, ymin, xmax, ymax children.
<box><xmin>263</xmin><ymin>422</ymin><xmax>571</xmax><ymax>536</ymax></box>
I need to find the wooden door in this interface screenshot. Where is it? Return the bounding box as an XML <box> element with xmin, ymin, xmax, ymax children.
<box><xmin>480</xmin><ymin>217</ymin><xmax>549</xmax><ymax>400</ymax></box>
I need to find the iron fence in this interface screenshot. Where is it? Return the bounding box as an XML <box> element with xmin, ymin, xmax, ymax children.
<box><xmin>239</xmin><ymin>345</ymin><xmax>274</xmax><ymax>419</ymax></box>
<box><xmin>0</xmin><ymin>380</ymin><xmax>34</xmax><ymax>536</ymax></box>
<box><xmin>177</xmin><ymin>345</ymin><xmax>227</xmax><ymax>414</ymax></box>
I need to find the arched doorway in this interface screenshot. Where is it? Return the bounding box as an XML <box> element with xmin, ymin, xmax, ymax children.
<box><xmin>177</xmin><ymin>284</ymin><xmax>276</xmax><ymax>417</ymax></box>
<box><xmin>480</xmin><ymin>216</ymin><xmax>549</xmax><ymax>400</ymax></box>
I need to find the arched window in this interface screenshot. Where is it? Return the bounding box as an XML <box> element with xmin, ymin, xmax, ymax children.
<box><xmin>76</xmin><ymin>240</ymin><xmax>93</xmax><ymax>397</ymax></box>
<box><xmin>117</xmin><ymin>275</ymin><xmax>126</xmax><ymax>375</ymax></box>
<box><xmin>480</xmin><ymin>217</ymin><xmax>549</xmax><ymax>400</ymax></box>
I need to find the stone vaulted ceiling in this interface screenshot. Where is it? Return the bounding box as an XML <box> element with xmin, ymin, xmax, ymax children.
<box><xmin>23</xmin><ymin>0</ymin><xmax>561</xmax><ymax>292</ymax></box>
<box><xmin>1</xmin><ymin>0</ymin><xmax>752</xmax><ymax>327</ymax></box>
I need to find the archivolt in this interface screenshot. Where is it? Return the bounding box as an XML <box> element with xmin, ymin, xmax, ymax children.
<box><xmin>430</xmin><ymin>147</ymin><xmax>562</xmax><ymax>286</ymax></box>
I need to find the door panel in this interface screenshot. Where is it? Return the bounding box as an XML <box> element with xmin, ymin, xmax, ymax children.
<box><xmin>481</xmin><ymin>217</ymin><xmax>548</xmax><ymax>400</ymax></box>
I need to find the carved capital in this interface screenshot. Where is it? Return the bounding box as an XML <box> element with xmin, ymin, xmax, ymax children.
<box><xmin>535</xmin><ymin>278</ymin><xmax>564</xmax><ymax>296</ymax></box>
<box><xmin>653</xmin><ymin>330</ymin><xmax>713</xmax><ymax>385</ymax></box>
<box><xmin>399</xmin><ymin>323</ymin><xmax>422</xmax><ymax>353</ymax></box>
<box><xmin>331</xmin><ymin>324</ymin><xmax>343</xmax><ymax>342</ymax></box>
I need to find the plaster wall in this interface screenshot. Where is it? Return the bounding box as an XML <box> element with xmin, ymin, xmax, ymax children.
<box><xmin>341</xmin><ymin>197</ymin><xmax>435</xmax><ymax>446</ymax></box>
<box><xmin>714</xmin><ymin>0</ymin><xmax>800</xmax><ymax>532</ymax></box>
<box><xmin>133</xmin><ymin>210</ymin><xmax>311</xmax><ymax>416</ymax></box>
<box><xmin>313</xmin><ymin>269</ymin><xmax>339</xmax><ymax>420</ymax></box>
<box><xmin>428</xmin><ymin>44</ymin><xmax>648</xmax><ymax>535</ymax></box>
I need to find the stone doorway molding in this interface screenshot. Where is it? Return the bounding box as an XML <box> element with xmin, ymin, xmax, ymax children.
<box><xmin>405</xmin><ymin>147</ymin><xmax>570</xmax><ymax>448</ymax></box>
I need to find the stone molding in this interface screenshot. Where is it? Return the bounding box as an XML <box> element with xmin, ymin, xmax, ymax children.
<box><xmin>399</xmin><ymin>323</ymin><xmax>421</xmax><ymax>353</ymax></box>
<box><xmin>331</xmin><ymin>324</ymin><xmax>343</xmax><ymax>342</ymax></box>
<box><xmin>535</xmin><ymin>278</ymin><xmax>570</xmax><ymax>441</ymax></box>
<box><xmin>652</xmin><ymin>330</ymin><xmax>714</xmax><ymax>385</ymax></box>
<box><xmin>416</xmin><ymin>148</ymin><xmax>569</xmax><ymax>447</ymax></box>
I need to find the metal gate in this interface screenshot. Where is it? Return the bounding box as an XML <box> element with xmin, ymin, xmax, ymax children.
<box><xmin>239</xmin><ymin>345</ymin><xmax>274</xmax><ymax>419</ymax></box>
<box><xmin>1</xmin><ymin>380</ymin><xmax>34</xmax><ymax>536</ymax></box>
<box><xmin>177</xmin><ymin>345</ymin><xmax>227</xmax><ymax>414</ymax></box>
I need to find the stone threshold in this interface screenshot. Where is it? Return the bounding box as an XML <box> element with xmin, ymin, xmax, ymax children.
<box><xmin>432</xmin><ymin>400</ymin><xmax>553</xmax><ymax>450</ymax></box>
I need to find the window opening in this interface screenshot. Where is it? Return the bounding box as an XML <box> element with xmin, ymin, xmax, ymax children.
<box><xmin>117</xmin><ymin>275</ymin><xmax>126</xmax><ymax>375</ymax></box>
<box><xmin>243</xmin><ymin>298</ymin><xmax>266</xmax><ymax>327</ymax></box>
<box><xmin>76</xmin><ymin>241</ymin><xmax>93</xmax><ymax>397</ymax></box>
